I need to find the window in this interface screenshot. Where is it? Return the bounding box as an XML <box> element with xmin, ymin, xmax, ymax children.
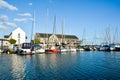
<box><xmin>18</xmin><ymin>33</ymin><xmax>20</xmax><ymax>44</ymax></box>
<box><xmin>18</xmin><ymin>33</ymin><xmax>20</xmax><ymax>38</ymax></box>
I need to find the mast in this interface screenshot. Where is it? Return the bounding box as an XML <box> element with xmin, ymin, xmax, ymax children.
<box><xmin>52</xmin><ymin>15</ymin><xmax>57</xmax><ymax>45</ymax></box>
<box><xmin>113</xmin><ymin>27</ymin><xmax>118</xmax><ymax>44</ymax></box>
<box><xmin>45</xmin><ymin>8</ymin><xmax>49</xmax><ymax>48</ymax></box>
<box><xmin>105</xmin><ymin>26</ymin><xmax>111</xmax><ymax>44</ymax></box>
<box><xmin>33</xmin><ymin>11</ymin><xmax>36</xmax><ymax>44</ymax></box>
<box><xmin>62</xmin><ymin>18</ymin><xmax>65</xmax><ymax>43</ymax></box>
<box><xmin>31</xmin><ymin>11</ymin><xmax>35</xmax><ymax>44</ymax></box>
<box><xmin>46</xmin><ymin>8</ymin><xmax>49</xmax><ymax>43</ymax></box>
<box><xmin>53</xmin><ymin>16</ymin><xmax>57</xmax><ymax>35</ymax></box>
<box><xmin>82</xmin><ymin>28</ymin><xmax>86</xmax><ymax>45</ymax></box>
<box><xmin>93</xmin><ymin>31</ymin><xmax>96</xmax><ymax>45</ymax></box>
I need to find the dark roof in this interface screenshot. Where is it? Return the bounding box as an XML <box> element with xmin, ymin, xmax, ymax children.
<box><xmin>35</xmin><ymin>33</ymin><xmax>79</xmax><ymax>39</ymax></box>
<box><xmin>4</xmin><ymin>33</ymin><xmax>12</xmax><ymax>38</ymax></box>
<box><xmin>4</xmin><ymin>35</ymin><xmax>9</xmax><ymax>38</ymax></box>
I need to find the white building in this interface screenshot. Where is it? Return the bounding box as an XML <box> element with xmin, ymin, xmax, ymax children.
<box><xmin>3</xmin><ymin>27</ymin><xmax>27</xmax><ymax>49</ymax></box>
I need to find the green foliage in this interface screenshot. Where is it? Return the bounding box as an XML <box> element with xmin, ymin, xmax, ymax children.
<box><xmin>31</xmin><ymin>39</ymin><xmax>40</xmax><ymax>44</ymax></box>
<box><xmin>9</xmin><ymin>38</ymin><xmax>16</xmax><ymax>44</ymax></box>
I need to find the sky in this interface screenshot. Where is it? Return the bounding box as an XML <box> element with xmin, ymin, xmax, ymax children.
<box><xmin>0</xmin><ymin>0</ymin><xmax>120</xmax><ymax>45</ymax></box>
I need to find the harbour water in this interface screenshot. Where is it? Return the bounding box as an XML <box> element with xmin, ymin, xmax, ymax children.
<box><xmin>0</xmin><ymin>52</ymin><xmax>120</xmax><ymax>80</ymax></box>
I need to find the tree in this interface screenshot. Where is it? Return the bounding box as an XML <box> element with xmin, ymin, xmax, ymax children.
<box><xmin>9</xmin><ymin>38</ymin><xmax>16</xmax><ymax>44</ymax></box>
<box><xmin>31</xmin><ymin>39</ymin><xmax>40</xmax><ymax>44</ymax></box>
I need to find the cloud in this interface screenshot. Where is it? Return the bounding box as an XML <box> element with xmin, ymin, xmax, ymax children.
<box><xmin>0</xmin><ymin>14</ymin><xmax>8</xmax><ymax>21</ymax></box>
<box><xmin>29</xmin><ymin>18</ymin><xmax>34</xmax><ymax>21</ymax></box>
<box><xmin>0</xmin><ymin>24</ymin><xmax>7</xmax><ymax>30</ymax></box>
<box><xmin>28</xmin><ymin>3</ymin><xmax>32</xmax><ymax>6</ymax></box>
<box><xmin>2</xmin><ymin>22</ymin><xmax>17</xmax><ymax>27</ymax></box>
<box><xmin>14</xmin><ymin>18</ymin><xmax>27</xmax><ymax>22</ymax></box>
<box><xmin>0</xmin><ymin>0</ymin><xmax>18</xmax><ymax>11</ymax></box>
<box><xmin>0</xmin><ymin>22</ymin><xmax>17</xmax><ymax>30</ymax></box>
<box><xmin>18</xmin><ymin>13</ymin><xmax>32</xmax><ymax>17</ymax></box>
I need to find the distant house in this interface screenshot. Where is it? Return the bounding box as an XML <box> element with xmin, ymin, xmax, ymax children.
<box><xmin>3</xmin><ymin>27</ymin><xmax>27</xmax><ymax>49</ymax></box>
<box><xmin>35</xmin><ymin>33</ymin><xmax>81</xmax><ymax>47</ymax></box>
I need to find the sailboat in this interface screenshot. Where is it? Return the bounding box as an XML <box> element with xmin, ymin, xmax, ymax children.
<box><xmin>33</xmin><ymin>11</ymin><xmax>45</xmax><ymax>53</ymax></box>
<box><xmin>17</xmin><ymin>43</ymin><xmax>34</xmax><ymax>55</ymax></box>
<box><xmin>34</xmin><ymin>44</ymin><xmax>45</xmax><ymax>53</ymax></box>
<box><xmin>110</xmin><ymin>44</ymin><xmax>120</xmax><ymax>51</ymax></box>
<box><xmin>17</xmin><ymin>12</ymin><xmax>36</xmax><ymax>55</ymax></box>
<box><xmin>110</xmin><ymin>28</ymin><xmax>120</xmax><ymax>51</ymax></box>
<box><xmin>17</xmin><ymin>11</ymin><xmax>45</xmax><ymax>55</ymax></box>
<box><xmin>60</xmin><ymin>19</ymin><xmax>67</xmax><ymax>52</ymax></box>
<box><xmin>99</xmin><ymin>43</ymin><xmax>110</xmax><ymax>51</ymax></box>
<box><xmin>45</xmin><ymin>16</ymin><xmax>60</xmax><ymax>53</ymax></box>
<box><xmin>99</xmin><ymin>27</ymin><xmax>111</xmax><ymax>51</ymax></box>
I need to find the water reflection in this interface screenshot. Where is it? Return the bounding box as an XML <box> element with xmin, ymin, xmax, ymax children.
<box><xmin>0</xmin><ymin>52</ymin><xmax>120</xmax><ymax>79</ymax></box>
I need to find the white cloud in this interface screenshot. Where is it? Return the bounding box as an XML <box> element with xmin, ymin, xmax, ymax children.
<box><xmin>0</xmin><ymin>14</ymin><xmax>8</xmax><ymax>21</ymax></box>
<box><xmin>3</xmin><ymin>22</ymin><xmax>17</xmax><ymax>27</ymax></box>
<box><xmin>18</xmin><ymin>13</ymin><xmax>32</xmax><ymax>17</ymax></box>
<box><xmin>28</xmin><ymin>3</ymin><xmax>32</xmax><ymax>6</ymax></box>
<box><xmin>29</xmin><ymin>18</ymin><xmax>34</xmax><ymax>21</ymax></box>
<box><xmin>0</xmin><ymin>0</ymin><xmax>18</xmax><ymax>11</ymax></box>
<box><xmin>0</xmin><ymin>22</ymin><xmax>17</xmax><ymax>30</ymax></box>
<box><xmin>0</xmin><ymin>24</ymin><xmax>7</xmax><ymax>30</ymax></box>
<box><xmin>14</xmin><ymin>18</ymin><xmax>27</xmax><ymax>22</ymax></box>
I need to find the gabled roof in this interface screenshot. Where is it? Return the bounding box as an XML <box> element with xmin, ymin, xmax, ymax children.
<box><xmin>4</xmin><ymin>27</ymin><xmax>25</xmax><ymax>39</ymax></box>
<box><xmin>35</xmin><ymin>33</ymin><xmax>79</xmax><ymax>39</ymax></box>
<box><xmin>12</xmin><ymin>27</ymin><xmax>25</xmax><ymax>34</ymax></box>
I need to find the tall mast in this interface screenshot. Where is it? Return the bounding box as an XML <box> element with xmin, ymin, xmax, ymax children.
<box><xmin>53</xmin><ymin>16</ymin><xmax>57</xmax><ymax>35</ymax></box>
<box><xmin>113</xmin><ymin>27</ymin><xmax>118</xmax><ymax>43</ymax></box>
<box><xmin>82</xmin><ymin>28</ymin><xmax>86</xmax><ymax>45</ymax></box>
<box><xmin>31</xmin><ymin>11</ymin><xmax>35</xmax><ymax>43</ymax></box>
<box><xmin>105</xmin><ymin>26</ymin><xmax>111</xmax><ymax>44</ymax></box>
<box><xmin>33</xmin><ymin>11</ymin><xmax>35</xmax><ymax>41</ymax></box>
<box><xmin>93</xmin><ymin>31</ymin><xmax>96</xmax><ymax>45</ymax></box>
<box><xmin>46</xmin><ymin>8</ymin><xmax>49</xmax><ymax>43</ymax></box>
<box><xmin>62</xmin><ymin>18</ymin><xmax>64</xmax><ymax>43</ymax></box>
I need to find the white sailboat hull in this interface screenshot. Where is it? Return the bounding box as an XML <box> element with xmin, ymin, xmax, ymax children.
<box><xmin>36</xmin><ymin>49</ymin><xmax>45</xmax><ymax>53</ymax></box>
<box><xmin>70</xmin><ymin>48</ymin><xmax>76</xmax><ymax>52</ymax></box>
<box><xmin>61</xmin><ymin>49</ymin><xmax>67</xmax><ymax>52</ymax></box>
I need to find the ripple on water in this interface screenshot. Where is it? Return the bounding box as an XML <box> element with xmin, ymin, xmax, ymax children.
<box><xmin>0</xmin><ymin>52</ymin><xmax>120</xmax><ymax>80</ymax></box>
